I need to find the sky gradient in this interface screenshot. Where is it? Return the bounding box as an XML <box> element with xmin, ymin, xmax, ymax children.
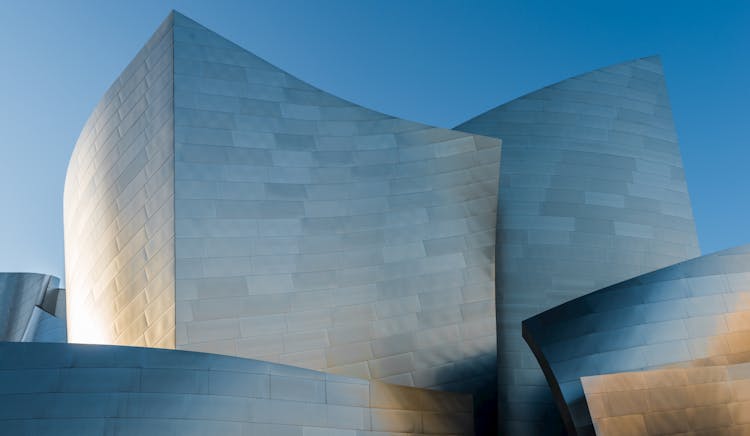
<box><xmin>0</xmin><ymin>0</ymin><xmax>748</xmax><ymax>282</ymax></box>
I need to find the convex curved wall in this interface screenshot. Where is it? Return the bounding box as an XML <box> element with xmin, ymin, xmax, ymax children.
<box><xmin>63</xmin><ymin>11</ymin><xmax>709</xmax><ymax>435</ymax></box>
<box><xmin>0</xmin><ymin>342</ymin><xmax>473</xmax><ymax>435</ymax></box>
<box><xmin>524</xmin><ymin>244</ymin><xmax>750</xmax><ymax>434</ymax></box>
<box><xmin>457</xmin><ymin>55</ymin><xmax>701</xmax><ymax>434</ymax></box>
<box><xmin>63</xmin><ymin>11</ymin><xmax>502</xmax><ymax>431</ymax></box>
<box><xmin>63</xmin><ymin>14</ymin><xmax>175</xmax><ymax>349</ymax></box>
<box><xmin>582</xmin><ymin>363</ymin><xmax>750</xmax><ymax>435</ymax></box>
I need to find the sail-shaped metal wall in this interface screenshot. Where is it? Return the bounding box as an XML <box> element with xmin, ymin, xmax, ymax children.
<box><xmin>59</xmin><ymin>10</ymin><xmax>715</xmax><ymax>434</ymax></box>
<box><xmin>63</xmin><ymin>14</ymin><xmax>175</xmax><ymax>349</ymax></box>
<box><xmin>456</xmin><ymin>56</ymin><xmax>701</xmax><ymax>434</ymax></box>
<box><xmin>63</xmin><ymin>11</ymin><xmax>502</xmax><ymax>433</ymax></box>
<box><xmin>170</xmin><ymin>13</ymin><xmax>501</xmax><ymax>393</ymax></box>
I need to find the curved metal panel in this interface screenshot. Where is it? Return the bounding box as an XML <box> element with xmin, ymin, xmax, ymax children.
<box><xmin>456</xmin><ymin>56</ymin><xmax>701</xmax><ymax>434</ymax></box>
<box><xmin>523</xmin><ymin>244</ymin><xmax>750</xmax><ymax>434</ymax></box>
<box><xmin>169</xmin><ymin>12</ymin><xmax>502</xmax><ymax>432</ymax></box>
<box><xmin>0</xmin><ymin>272</ymin><xmax>62</xmax><ymax>342</ymax></box>
<box><xmin>63</xmin><ymin>14</ymin><xmax>175</xmax><ymax>348</ymax></box>
<box><xmin>582</xmin><ymin>363</ymin><xmax>750</xmax><ymax>435</ymax></box>
<box><xmin>0</xmin><ymin>342</ymin><xmax>473</xmax><ymax>435</ymax></box>
<box><xmin>22</xmin><ymin>307</ymin><xmax>66</xmax><ymax>342</ymax></box>
<box><xmin>64</xmin><ymin>11</ymin><xmax>501</xmax><ymax>432</ymax></box>
<box><xmin>171</xmin><ymin>12</ymin><xmax>501</xmax><ymax>393</ymax></box>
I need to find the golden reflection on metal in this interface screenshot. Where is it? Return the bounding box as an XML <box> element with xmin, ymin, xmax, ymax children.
<box><xmin>582</xmin><ymin>364</ymin><xmax>750</xmax><ymax>435</ymax></box>
<box><xmin>63</xmin><ymin>15</ymin><xmax>175</xmax><ymax>349</ymax></box>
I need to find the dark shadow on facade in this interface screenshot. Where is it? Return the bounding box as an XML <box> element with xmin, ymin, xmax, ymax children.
<box><xmin>432</xmin><ymin>355</ymin><xmax>497</xmax><ymax>435</ymax></box>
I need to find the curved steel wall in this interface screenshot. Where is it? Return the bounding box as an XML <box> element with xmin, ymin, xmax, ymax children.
<box><xmin>523</xmin><ymin>243</ymin><xmax>750</xmax><ymax>434</ymax></box>
<box><xmin>63</xmin><ymin>11</ymin><xmax>502</xmax><ymax>432</ymax></box>
<box><xmin>170</xmin><ymin>11</ymin><xmax>501</xmax><ymax>407</ymax></box>
<box><xmin>61</xmin><ymin>11</ymin><xmax>709</xmax><ymax>435</ymax></box>
<box><xmin>63</xmin><ymin>14</ymin><xmax>175</xmax><ymax>348</ymax></box>
<box><xmin>456</xmin><ymin>56</ymin><xmax>700</xmax><ymax>433</ymax></box>
<box><xmin>0</xmin><ymin>342</ymin><xmax>473</xmax><ymax>435</ymax></box>
<box><xmin>23</xmin><ymin>306</ymin><xmax>66</xmax><ymax>342</ymax></box>
<box><xmin>0</xmin><ymin>273</ymin><xmax>63</xmax><ymax>342</ymax></box>
<box><xmin>582</xmin><ymin>363</ymin><xmax>750</xmax><ymax>435</ymax></box>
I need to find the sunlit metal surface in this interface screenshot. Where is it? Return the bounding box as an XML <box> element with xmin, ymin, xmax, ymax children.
<box><xmin>583</xmin><ymin>363</ymin><xmax>750</xmax><ymax>435</ymax></box>
<box><xmin>524</xmin><ymin>244</ymin><xmax>750</xmax><ymax>434</ymax></box>
<box><xmin>0</xmin><ymin>342</ymin><xmax>473</xmax><ymax>435</ymax></box>
<box><xmin>63</xmin><ymin>14</ymin><xmax>175</xmax><ymax>348</ymax></box>
<box><xmin>59</xmin><ymin>10</ymin><xmax>713</xmax><ymax>435</ymax></box>
<box><xmin>63</xmin><ymin>11</ymin><xmax>501</xmax><ymax>432</ymax></box>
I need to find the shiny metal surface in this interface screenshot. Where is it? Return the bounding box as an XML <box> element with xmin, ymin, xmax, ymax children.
<box><xmin>58</xmin><ymin>10</ymin><xmax>716</xmax><ymax>435</ymax></box>
<box><xmin>63</xmin><ymin>11</ymin><xmax>502</xmax><ymax>431</ymax></box>
<box><xmin>22</xmin><ymin>306</ymin><xmax>66</xmax><ymax>342</ymax></box>
<box><xmin>583</xmin><ymin>363</ymin><xmax>750</xmax><ymax>435</ymax></box>
<box><xmin>524</xmin><ymin>244</ymin><xmax>750</xmax><ymax>434</ymax></box>
<box><xmin>0</xmin><ymin>272</ymin><xmax>65</xmax><ymax>342</ymax></box>
<box><xmin>456</xmin><ymin>55</ymin><xmax>701</xmax><ymax>434</ymax></box>
<box><xmin>0</xmin><ymin>341</ymin><xmax>473</xmax><ymax>435</ymax></box>
<box><xmin>63</xmin><ymin>14</ymin><xmax>175</xmax><ymax>348</ymax></box>
<box><xmin>170</xmin><ymin>12</ymin><xmax>501</xmax><ymax>398</ymax></box>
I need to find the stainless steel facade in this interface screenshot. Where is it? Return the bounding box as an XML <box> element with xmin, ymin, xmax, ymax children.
<box><xmin>456</xmin><ymin>55</ymin><xmax>701</xmax><ymax>434</ymax></box>
<box><xmin>170</xmin><ymin>13</ymin><xmax>501</xmax><ymax>397</ymax></box>
<box><xmin>63</xmin><ymin>14</ymin><xmax>175</xmax><ymax>349</ymax></box>
<box><xmin>524</xmin><ymin>244</ymin><xmax>750</xmax><ymax>434</ymax></box>
<box><xmin>0</xmin><ymin>342</ymin><xmax>473</xmax><ymax>435</ymax></box>
<box><xmin>62</xmin><ymin>11</ymin><xmax>501</xmax><ymax>433</ymax></box>
<box><xmin>582</xmin><ymin>362</ymin><xmax>750</xmax><ymax>435</ymax></box>
<box><xmin>0</xmin><ymin>272</ymin><xmax>65</xmax><ymax>342</ymax></box>
<box><xmin>38</xmin><ymin>9</ymin><xmax>738</xmax><ymax>436</ymax></box>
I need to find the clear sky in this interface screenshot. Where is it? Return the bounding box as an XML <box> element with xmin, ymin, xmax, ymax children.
<box><xmin>0</xmin><ymin>0</ymin><xmax>748</xmax><ymax>282</ymax></box>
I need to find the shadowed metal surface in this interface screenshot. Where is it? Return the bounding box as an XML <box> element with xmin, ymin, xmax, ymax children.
<box><xmin>523</xmin><ymin>243</ymin><xmax>750</xmax><ymax>434</ymax></box>
<box><xmin>23</xmin><ymin>305</ymin><xmax>66</xmax><ymax>343</ymax></box>
<box><xmin>0</xmin><ymin>341</ymin><xmax>473</xmax><ymax>435</ymax></box>
<box><xmin>456</xmin><ymin>55</ymin><xmax>700</xmax><ymax>434</ymax></box>
<box><xmin>582</xmin><ymin>363</ymin><xmax>750</xmax><ymax>435</ymax></box>
<box><xmin>0</xmin><ymin>273</ymin><xmax>65</xmax><ymax>342</ymax></box>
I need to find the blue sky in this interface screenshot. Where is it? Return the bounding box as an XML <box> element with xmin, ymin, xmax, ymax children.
<box><xmin>0</xmin><ymin>1</ymin><xmax>748</xmax><ymax>280</ymax></box>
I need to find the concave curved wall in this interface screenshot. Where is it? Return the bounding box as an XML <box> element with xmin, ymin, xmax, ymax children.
<box><xmin>0</xmin><ymin>342</ymin><xmax>473</xmax><ymax>435</ymax></box>
<box><xmin>456</xmin><ymin>55</ymin><xmax>700</xmax><ymax>434</ymax></box>
<box><xmin>524</xmin><ymin>244</ymin><xmax>750</xmax><ymax>434</ymax></box>
<box><xmin>171</xmin><ymin>13</ymin><xmax>501</xmax><ymax>393</ymax></box>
